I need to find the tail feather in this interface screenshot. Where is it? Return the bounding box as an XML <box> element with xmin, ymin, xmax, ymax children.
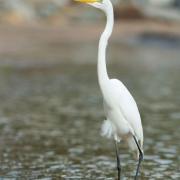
<box><xmin>127</xmin><ymin>136</ymin><xmax>139</xmax><ymax>159</ymax></box>
<box><xmin>127</xmin><ymin>136</ymin><xmax>144</xmax><ymax>159</ymax></box>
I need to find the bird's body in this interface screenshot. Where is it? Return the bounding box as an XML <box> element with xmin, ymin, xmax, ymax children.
<box><xmin>101</xmin><ymin>79</ymin><xmax>143</xmax><ymax>157</ymax></box>
<box><xmin>74</xmin><ymin>0</ymin><xmax>144</xmax><ymax>179</ymax></box>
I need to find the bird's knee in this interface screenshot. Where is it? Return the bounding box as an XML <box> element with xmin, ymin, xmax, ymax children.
<box><xmin>117</xmin><ymin>165</ymin><xmax>121</xmax><ymax>171</ymax></box>
<box><xmin>139</xmin><ymin>152</ymin><xmax>144</xmax><ymax>161</ymax></box>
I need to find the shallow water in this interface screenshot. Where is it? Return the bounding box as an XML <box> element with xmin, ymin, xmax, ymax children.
<box><xmin>0</xmin><ymin>41</ymin><xmax>179</xmax><ymax>180</ymax></box>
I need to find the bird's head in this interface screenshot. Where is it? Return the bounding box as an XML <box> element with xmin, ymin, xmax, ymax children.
<box><xmin>74</xmin><ymin>0</ymin><xmax>109</xmax><ymax>10</ymax></box>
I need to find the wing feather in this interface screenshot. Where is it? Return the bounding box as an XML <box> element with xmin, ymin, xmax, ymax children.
<box><xmin>110</xmin><ymin>79</ymin><xmax>143</xmax><ymax>147</ymax></box>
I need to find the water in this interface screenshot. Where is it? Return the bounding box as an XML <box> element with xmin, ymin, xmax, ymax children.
<box><xmin>0</xmin><ymin>39</ymin><xmax>179</xmax><ymax>179</ymax></box>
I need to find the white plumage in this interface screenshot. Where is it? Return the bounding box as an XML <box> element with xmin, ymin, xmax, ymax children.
<box><xmin>89</xmin><ymin>0</ymin><xmax>144</xmax><ymax>156</ymax></box>
<box><xmin>101</xmin><ymin>79</ymin><xmax>143</xmax><ymax>158</ymax></box>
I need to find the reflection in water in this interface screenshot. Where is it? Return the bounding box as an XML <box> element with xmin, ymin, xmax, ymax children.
<box><xmin>0</xmin><ymin>43</ymin><xmax>179</xmax><ymax>179</ymax></box>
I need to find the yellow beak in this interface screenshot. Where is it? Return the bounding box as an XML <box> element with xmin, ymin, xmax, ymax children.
<box><xmin>74</xmin><ymin>0</ymin><xmax>100</xmax><ymax>3</ymax></box>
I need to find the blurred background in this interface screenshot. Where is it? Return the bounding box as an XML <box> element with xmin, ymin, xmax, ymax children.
<box><xmin>0</xmin><ymin>0</ymin><xmax>179</xmax><ymax>179</ymax></box>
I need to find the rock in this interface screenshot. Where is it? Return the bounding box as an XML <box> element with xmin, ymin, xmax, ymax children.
<box><xmin>114</xmin><ymin>5</ymin><xmax>145</xmax><ymax>20</ymax></box>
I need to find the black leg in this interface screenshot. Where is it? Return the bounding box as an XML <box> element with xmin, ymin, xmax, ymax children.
<box><xmin>133</xmin><ymin>136</ymin><xmax>144</xmax><ymax>180</ymax></box>
<box><xmin>114</xmin><ymin>140</ymin><xmax>121</xmax><ymax>180</ymax></box>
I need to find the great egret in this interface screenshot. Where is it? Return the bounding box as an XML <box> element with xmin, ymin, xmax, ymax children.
<box><xmin>74</xmin><ymin>0</ymin><xmax>144</xmax><ymax>179</ymax></box>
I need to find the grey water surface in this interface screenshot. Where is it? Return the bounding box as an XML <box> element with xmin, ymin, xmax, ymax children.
<box><xmin>0</xmin><ymin>40</ymin><xmax>179</xmax><ymax>180</ymax></box>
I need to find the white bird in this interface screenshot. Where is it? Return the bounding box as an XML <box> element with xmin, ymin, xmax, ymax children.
<box><xmin>74</xmin><ymin>0</ymin><xmax>144</xmax><ymax>179</ymax></box>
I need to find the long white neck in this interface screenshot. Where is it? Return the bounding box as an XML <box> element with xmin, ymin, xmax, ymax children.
<box><xmin>98</xmin><ymin>1</ymin><xmax>114</xmax><ymax>92</ymax></box>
